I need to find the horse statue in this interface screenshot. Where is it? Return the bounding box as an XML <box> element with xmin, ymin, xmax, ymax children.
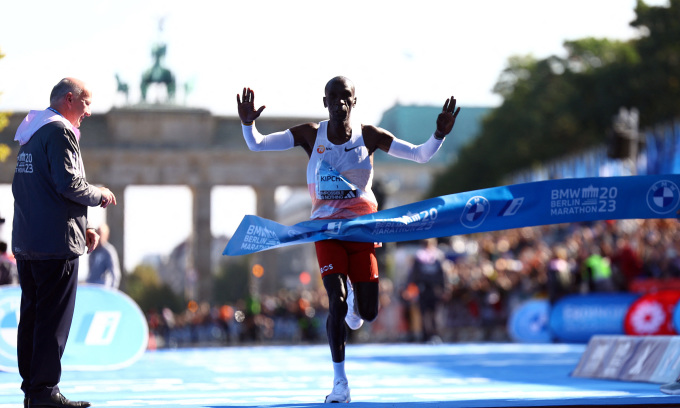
<box><xmin>140</xmin><ymin>42</ymin><xmax>176</xmax><ymax>103</ymax></box>
<box><xmin>115</xmin><ymin>73</ymin><xmax>129</xmax><ymax>104</ymax></box>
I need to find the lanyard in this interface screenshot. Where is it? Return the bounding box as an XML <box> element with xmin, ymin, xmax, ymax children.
<box><xmin>47</xmin><ymin>107</ymin><xmax>63</xmax><ymax>117</ymax></box>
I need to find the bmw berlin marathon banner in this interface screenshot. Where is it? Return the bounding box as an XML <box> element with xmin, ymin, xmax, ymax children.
<box><xmin>224</xmin><ymin>174</ymin><xmax>680</xmax><ymax>256</ymax></box>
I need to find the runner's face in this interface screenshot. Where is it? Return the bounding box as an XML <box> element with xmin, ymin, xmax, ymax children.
<box><xmin>324</xmin><ymin>79</ymin><xmax>356</xmax><ymax>122</ymax></box>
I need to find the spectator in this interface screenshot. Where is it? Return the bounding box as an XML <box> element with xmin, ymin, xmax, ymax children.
<box><xmin>580</xmin><ymin>245</ymin><xmax>615</xmax><ymax>293</ymax></box>
<box><xmin>407</xmin><ymin>239</ymin><xmax>447</xmax><ymax>342</ymax></box>
<box><xmin>87</xmin><ymin>224</ymin><xmax>121</xmax><ymax>288</ymax></box>
<box><xmin>547</xmin><ymin>245</ymin><xmax>572</xmax><ymax>304</ymax></box>
<box><xmin>0</xmin><ymin>241</ymin><xmax>18</xmax><ymax>285</ymax></box>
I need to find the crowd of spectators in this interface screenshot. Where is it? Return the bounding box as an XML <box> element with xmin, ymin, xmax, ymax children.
<box><xmin>145</xmin><ymin>287</ymin><xmax>330</xmax><ymax>349</ymax></box>
<box><xmin>144</xmin><ymin>218</ymin><xmax>680</xmax><ymax>349</ymax></box>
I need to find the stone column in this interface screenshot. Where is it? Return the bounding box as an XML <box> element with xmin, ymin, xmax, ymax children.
<box><xmin>253</xmin><ymin>186</ymin><xmax>278</xmax><ymax>295</ymax></box>
<box><xmin>191</xmin><ymin>184</ymin><xmax>213</xmax><ymax>302</ymax></box>
<box><xmin>105</xmin><ymin>185</ymin><xmax>126</xmax><ymax>274</ymax></box>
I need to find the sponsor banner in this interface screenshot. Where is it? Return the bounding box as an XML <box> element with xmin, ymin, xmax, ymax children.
<box><xmin>624</xmin><ymin>290</ymin><xmax>680</xmax><ymax>335</ymax></box>
<box><xmin>599</xmin><ymin>336</ymin><xmax>644</xmax><ymax>380</ymax></box>
<box><xmin>0</xmin><ymin>287</ymin><xmax>20</xmax><ymax>370</ymax></box>
<box><xmin>0</xmin><ymin>285</ymin><xmax>147</xmax><ymax>372</ymax></box>
<box><xmin>572</xmin><ymin>335</ymin><xmax>680</xmax><ymax>384</ymax></box>
<box><xmin>224</xmin><ymin>174</ymin><xmax>680</xmax><ymax>256</ymax></box>
<box><xmin>619</xmin><ymin>336</ymin><xmax>671</xmax><ymax>382</ymax></box>
<box><xmin>549</xmin><ymin>294</ymin><xmax>639</xmax><ymax>343</ymax></box>
<box><xmin>630</xmin><ymin>278</ymin><xmax>680</xmax><ymax>294</ymax></box>
<box><xmin>571</xmin><ymin>335</ymin><xmax>618</xmax><ymax>378</ymax></box>
<box><xmin>673</xmin><ymin>301</ymin><xmax>680</xmax><ymax>334</ymax></box>
<box><xmin>507</xmin><ymin>299</ymin><xmax>552</xmax><ymax>343</ymax></box>
<box><xmin>650</xmin><ymin>337</ymin><xmax>680</xmax><ymax>383</ymax></box>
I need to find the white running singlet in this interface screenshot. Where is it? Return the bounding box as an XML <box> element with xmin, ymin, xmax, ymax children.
<box><xmin>306</xmin><ymin>120</ymin><xmax>378</xmax><ymax>220</ymax></box>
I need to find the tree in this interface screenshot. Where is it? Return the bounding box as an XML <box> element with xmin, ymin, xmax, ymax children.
<box><xmin>212</xmin><ymin>257</ymin><xmax>251</xmax><ymax>304</ymax></box>
<box><xmin>429</xmin><ymin>0</ymin><xmax>678</xmax><ymax>196</ymax></box>
<box><xmin>430</xmin><ymin>44</ymin><xmax>626</xmax><ymax>195</ymax></box>
<box><xmin>124</xmin><ymin>264</ymin><xmax>184</xmax><ymax>314</ymax></box>
<box><xmin>629</xmin><ymin>0</ymin><xmax>680</xmax><ymax>126</ymax></box>
<box><xmin>0</xmin><ymin>47</ymin><xmax>10</xmax><ymax>162</ymax></box>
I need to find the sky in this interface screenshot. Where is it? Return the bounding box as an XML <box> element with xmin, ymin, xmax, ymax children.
<box><xmin>0</xmin><ymin>0</ymin><xmax>669</xmax><ymax>271</ymax></box>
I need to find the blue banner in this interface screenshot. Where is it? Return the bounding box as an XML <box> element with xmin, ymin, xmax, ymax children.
<box><xmin>224</xmin><ymin>174</ymin><xmax>680</xmax><ymax>256</ymax></box>
<box><xmin>0</xmin><ymin>285</ymin><xmax>148</xmax><ymax>372</ymax></box>
<box><xmin>549</xmin><ymin>293</ymin><xmax>639</xmax><ymax>343</ymax></box>
<box><xmin>507</xmin><ymin>299</ymin><xmax>552</xmax><ymax>343</ymax></box>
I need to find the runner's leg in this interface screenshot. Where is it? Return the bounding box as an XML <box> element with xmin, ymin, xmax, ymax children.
<box><xmin>354</xmin><ymin>281</ymin><xmax>379</xmax><ymax>322</ymax></box>
<box><xmin>322</xmin><ymin>273</ymin><xmax>348</xmax><ymax>362</ymax></box>
<box><xmin>347</xmin><ymin>242</ymin><xmax>380</xmax><ymax>322</ymax></box>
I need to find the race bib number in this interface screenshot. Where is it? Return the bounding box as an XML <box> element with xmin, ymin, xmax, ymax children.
<box><xmin>316</xmin><ymin>161</ymin><xmax>358</xmax><ymax>200</ymax></box>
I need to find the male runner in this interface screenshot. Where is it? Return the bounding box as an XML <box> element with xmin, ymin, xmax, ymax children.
<box><xmin>237</xmin><ymin>76</ymin><xmax>459</xmax><ymax>402</ymax></box>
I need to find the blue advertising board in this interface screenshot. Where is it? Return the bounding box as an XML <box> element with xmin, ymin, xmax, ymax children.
<box><xmin>550</xmin><ymin>293</ymin><xmax>639</xmax><ymax>343</ymax></box>
<box><xmin>0</xmin><ymin>285</ymin><xmax>147</xmax><ymax>372</ymax></box>
<box><xmin>507</xmin><ymin>299</ymin><xmax>552</xmax><ymax>343</ymax></box>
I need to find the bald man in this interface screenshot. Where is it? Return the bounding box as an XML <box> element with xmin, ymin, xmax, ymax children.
<box><xmin>12</xmin><ymin>77</ymin><xmax>116</xmax><ymax>408</ymax></box>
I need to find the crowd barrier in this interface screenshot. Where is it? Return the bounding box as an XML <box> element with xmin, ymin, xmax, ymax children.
<box><xmin>572</xmin><ymin>335</ymin><xmax>680</xmax><ymax>384</ymax></box>
<box><xmin>0</xmin><ymin>285</ymin><xmax>147</xmax><ymax>372</ymax></box>
<box><xmin>509</xmin><ymin>290</ymin><xmax>680</xmax><ymax>343</ymax></box>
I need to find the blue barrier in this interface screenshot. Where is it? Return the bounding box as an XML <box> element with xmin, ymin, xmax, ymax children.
<box><xmin>507</xmin><ymin>299</ymin><xmax>552</xmax><ymax>343</ymax></box>
<box><xmin>0</xmin><ymin>285</ymin><xmax>147</xmax><ymax>372</ymax></box>
<box><xmin>550</xmin><ymin>293</ymin><xmax>640</xmax><ymax>343</ymax></box>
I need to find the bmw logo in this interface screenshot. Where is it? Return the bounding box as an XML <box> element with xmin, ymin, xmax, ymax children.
<box><xmin>646</xmin><ymin>180</ymin><xmax>680</xmax><ymax>215</ymax></box>
<box><xmin>461</xmin><ymin>196</ymin><xmax>490</xmax><ymax>229</ymax></box>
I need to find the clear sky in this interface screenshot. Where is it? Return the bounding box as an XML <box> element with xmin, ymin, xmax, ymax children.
<box><xmin>0</xmin><ymin>0</ymin><xmax>669</xmax><ymax>271</ymax></box>
<box><xmin>0</xmin><ymin>0</ymin><xmax>669</xmax><ymax>123</ymax></box>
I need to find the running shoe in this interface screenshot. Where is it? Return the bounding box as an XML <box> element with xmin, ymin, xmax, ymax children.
<box><xmin>325</xmin><ymin>378</ymin><xmax>351</xmax><ymax>403</ymax></box>
<box><xmin>345</xmin><ymin>281</ymin><xmax>364</xmax><ymax>330</ymax></box>
<box><xmin>660</xmin><ymin>381</ymin><xmax>680</xmax><ymax>395</ymax></box>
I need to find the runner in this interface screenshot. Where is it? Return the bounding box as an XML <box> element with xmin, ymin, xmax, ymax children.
<box><xmin>236</xmin><ymin>76</ymin><xmax>459</xmax><ymax>402</ymax></box>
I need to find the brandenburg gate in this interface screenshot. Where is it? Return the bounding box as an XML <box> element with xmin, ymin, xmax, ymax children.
<box><xmin>0</xmin><ymin>107</ymin><xmax>317</xmax><ymax>300</ymax></box>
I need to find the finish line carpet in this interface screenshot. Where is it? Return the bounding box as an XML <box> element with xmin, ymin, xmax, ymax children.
<box><xmin>1</xmin><ymin>343</ymin><xmax>679</xmax><ymax>408</ymax></box>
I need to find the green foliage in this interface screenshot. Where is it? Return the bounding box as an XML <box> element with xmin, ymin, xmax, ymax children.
<box><xmin>563</xmin><ymin>38</ymin><xmax>640</xmax><ymax>72</ymax></box>
<box><xmin>124</xmin><ymin>264</ymin><xmax>184</xmax><ymax>314</ymax></box>
<box><xmin>491</xmin><ymin>55</ymin><xmax>538</xmax><ymax>98</ymax></box>
<box><xmin>0</xmin><ymin>47</ymin><xmax>10</xmax><ymax>162</ymax></box>
<box><xmin>630</xmin><ymin>0</ymin><xmax>680</xmax><ymax>126</ymax></box>
<box><xmin>429</xmin><ymin>1</ymin><xmax>680</xmax><ymax>196</ymax></box>
<box><xmin>212</xmin><ymin>257</ymin><xmax>251</xmax><ymax>304</ymax></box>
<box><xmin>0</xmin><ymin>144</ymin><xmax>10</xmax><ymax>162</ymax></box>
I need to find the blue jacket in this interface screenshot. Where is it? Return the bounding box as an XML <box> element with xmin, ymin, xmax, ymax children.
<box><xmin>12</xmin><ymin>117</ymin><xmax>102</xmax><ymax>260</ymax></box>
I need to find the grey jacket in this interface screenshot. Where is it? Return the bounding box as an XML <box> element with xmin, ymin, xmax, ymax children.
<box><xmin>12</xmin><ymin>119</ymin><xmax>102</xmax><ymax>260</ymax></box>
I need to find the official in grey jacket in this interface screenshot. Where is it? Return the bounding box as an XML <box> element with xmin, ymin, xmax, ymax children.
<box><xmin>12</xmin><ymin>77</ymin><xmax>116</xmax><ymax>408</ymax></box>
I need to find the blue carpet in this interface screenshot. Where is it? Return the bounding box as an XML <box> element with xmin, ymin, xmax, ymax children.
<box><xmin>1</xmin><ymin>343</ymin><xmax>679</xmax><ymax>407</ymax></box>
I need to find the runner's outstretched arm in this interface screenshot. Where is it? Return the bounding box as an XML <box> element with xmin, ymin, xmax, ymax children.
<box><xmin>237</xmin><ymin>87</ymin><xmax>294</xmax><ymax>151</ymax></box>
<box><xmin>375</xmin><ymin>96</ymin><xmax>461</xmax><ymax>163</ymax></box>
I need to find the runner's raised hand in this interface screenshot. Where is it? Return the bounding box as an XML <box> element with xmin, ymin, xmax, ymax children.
<box><xmin>237</xmin><ymin>87</ymin><xmax>266</xmax><ymax>124</ymax></box>
<box><xmin>434</xmin><ymin>96</ymin><xmax>461</xmax><ymax>139</ymax></box>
